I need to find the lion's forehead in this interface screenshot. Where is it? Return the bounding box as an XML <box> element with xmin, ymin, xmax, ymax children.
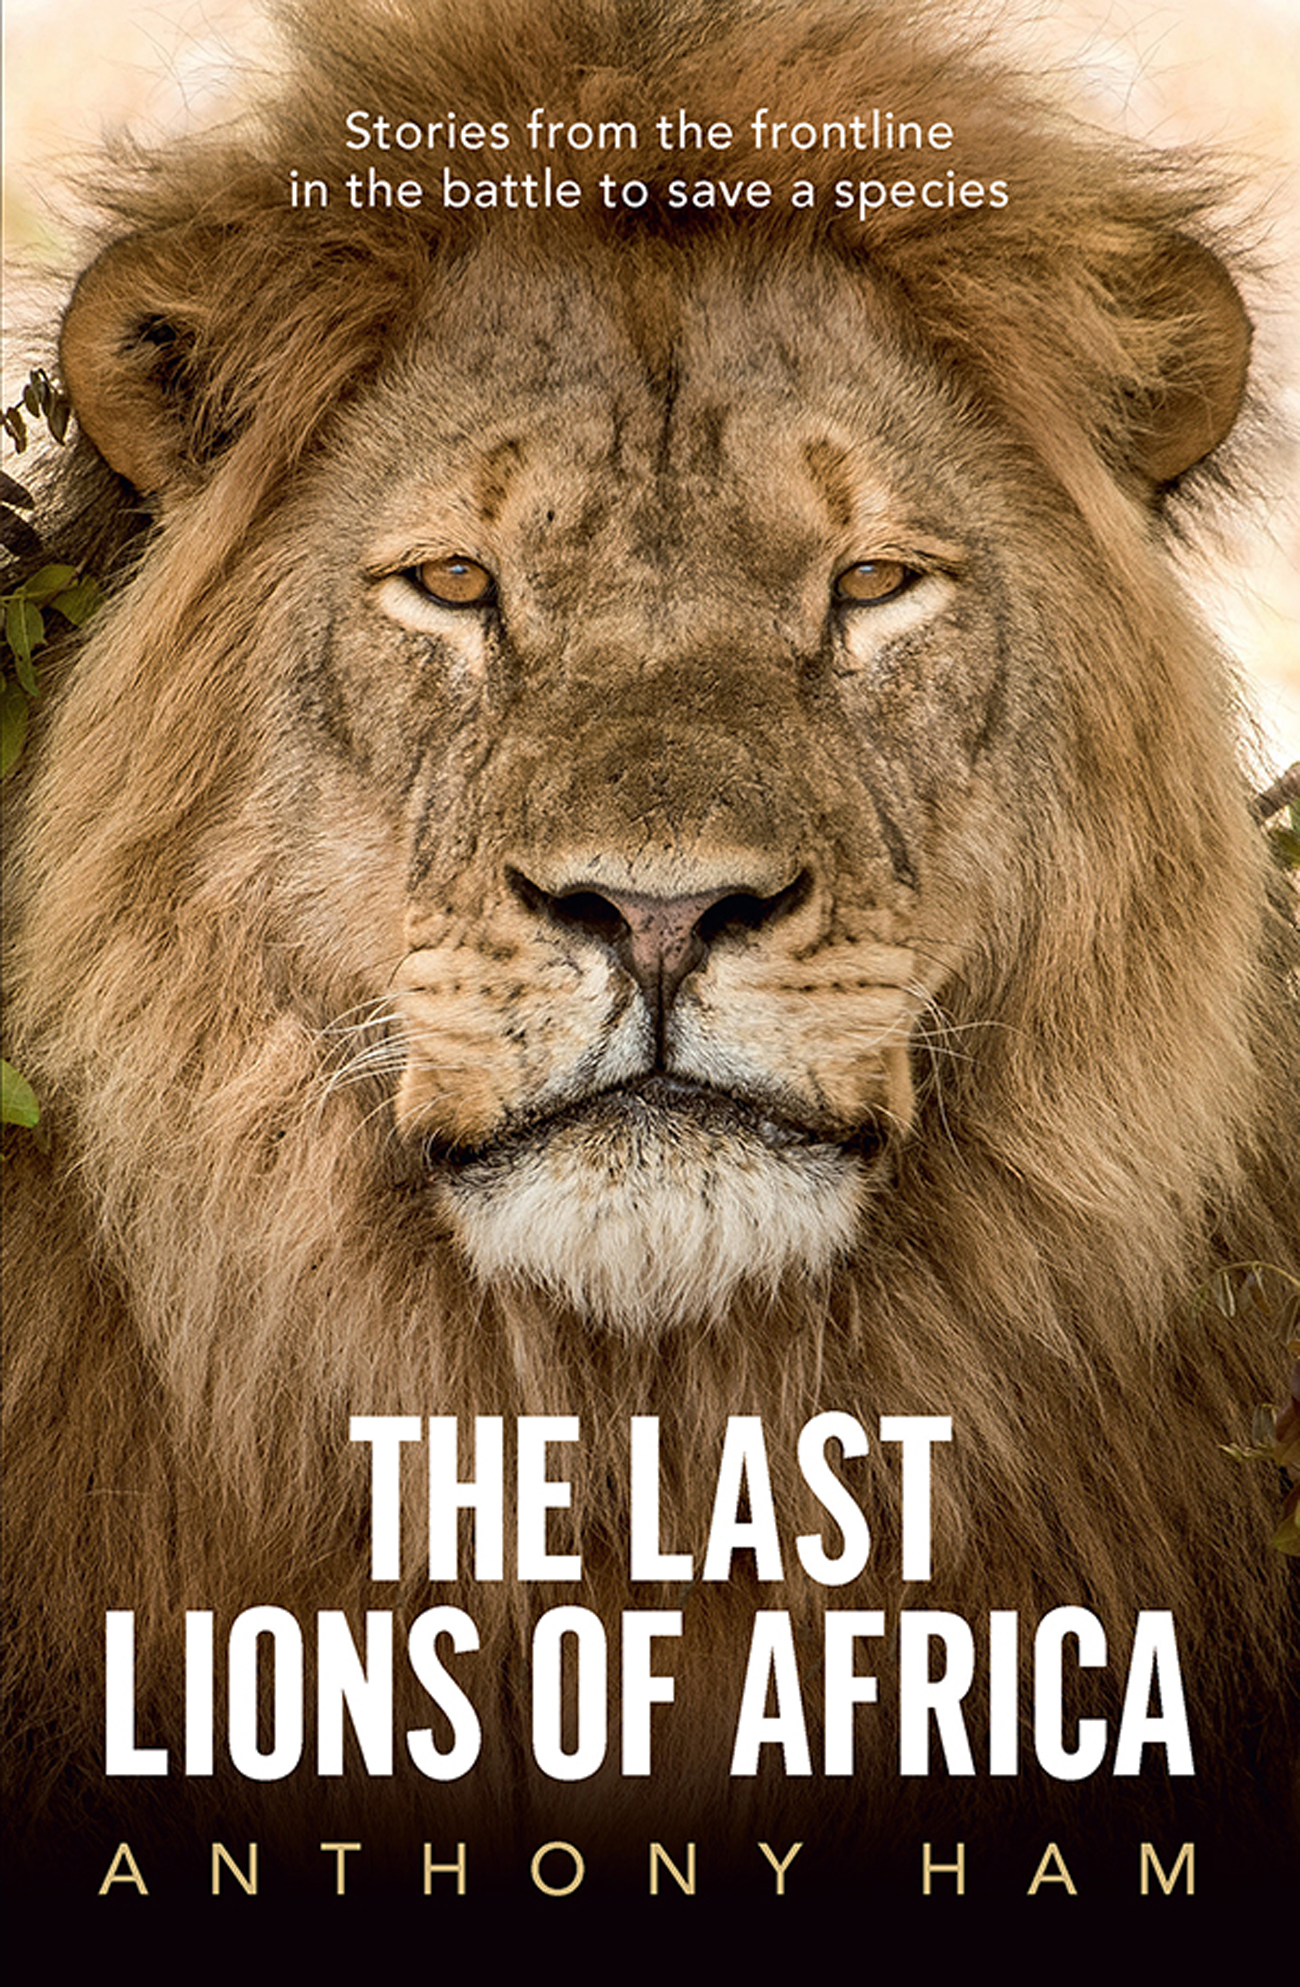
<box><xmin>353</xmin><ymin>253</ymin><xmax>974</xmax><ymax>571</ymax></box>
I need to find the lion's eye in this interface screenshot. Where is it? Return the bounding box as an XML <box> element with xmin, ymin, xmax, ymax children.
<box><xmin>409</xmin><ymin>556</ymin><xmax>496</xmax><ymax>608</ymax></box>
<box><xmin>834</xmin><ymin>560</ymin><xmax>916</xmax><ymax>605</ymax></box>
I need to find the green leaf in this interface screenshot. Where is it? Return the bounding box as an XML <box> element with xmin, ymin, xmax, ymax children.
<box><xmin>20</xmin><ymin>564</ymin><xmax>78</xmax><ymax>606</ymax></box>
<box><xmin>2</xmin><ymin>406</ymin><xmax>27</xmax><ymax>451</ymax></box>
<box><xmin>49</xmin><ymin>575</ymin><xmax>103</xmax><ymax>626</ymax></box>
<box><xmin>0</xmin><ymin>679</ymin><xmax>29</xmax><ymax>775</ymax></box>
<box><xmin>1270</xmin><ymin>1489</ymin><xmax>1300</xmax><ymax>1557</ymax></box>
<box><xmin>47</xmin><ymin>398</ymin><xmax>71</xmax><ymax>444</ymax></box>
<box><xmin>21</xmin><ymin>382</ymin><xmax>41</xmax><ymax>415</ymax></box>
<box><xmin>1269</xmin><ymin>825</ymin><xmax>1300</xmax><ymax>871</ymax></box>
<box><xmin>1</xmin><ymin>1059</ymin><xmax>40</xmax><ymax>1129</ymax></box>
<box><xmin>4</xmin><ymin>596</ymin><xmax>45</xmax><ymax>694</ymax></box>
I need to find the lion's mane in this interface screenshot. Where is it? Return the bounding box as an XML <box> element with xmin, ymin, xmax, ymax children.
<box><xmin>3</xmin><ymin>0</ymin><xmax>1297</xmax><ymax>1895</ymax></box>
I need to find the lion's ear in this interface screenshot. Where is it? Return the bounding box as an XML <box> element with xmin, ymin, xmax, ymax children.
<box><xmin>59</xmin><ymin>234</ymin><xmax>216</xmax><ymax>496</ymax></box>
<box><xmin>1125</xmin><ymin>234</ymin><xmax>1251</xmax><ymax>487</ymax></box>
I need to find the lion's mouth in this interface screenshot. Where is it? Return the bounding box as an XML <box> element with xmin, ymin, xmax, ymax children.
<box><xmin>423</xmin><ymin>1073</ymin><xmax>880</xmax><ymax>1170</ymax></box>
<box><xmin>427</xmin><ymin>1071</ymin><xmax>885</xmax><ymax>1328</ymax></box>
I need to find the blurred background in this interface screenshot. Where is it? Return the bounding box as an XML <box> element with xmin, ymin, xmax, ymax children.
<box><xmin>3</xmin><ymin>0</ymin><xmax>1297</xmax><ymax>769</ymax></box>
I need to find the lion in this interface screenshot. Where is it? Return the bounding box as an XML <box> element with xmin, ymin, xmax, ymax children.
<box><xmin>3</xmin><ymin>0</ymin><xmax>1297</xmax><ymax>1901</ymax></box>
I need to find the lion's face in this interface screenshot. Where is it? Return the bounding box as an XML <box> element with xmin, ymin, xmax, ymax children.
<box><xmin>258</xmin><ymin>245</ymin><xmax>1046</xmax><ymax>1328</ymax></box>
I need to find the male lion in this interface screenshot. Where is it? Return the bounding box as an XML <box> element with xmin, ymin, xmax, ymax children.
<box><xmin>2</xmin><ymin>0</ymin><xmax>1297</xmax><ymax>1902</ymax></box>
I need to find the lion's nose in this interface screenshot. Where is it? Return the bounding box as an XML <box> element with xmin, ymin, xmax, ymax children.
<box><xmin>507</xmin><ymin>868</ymin><xmax>808</xmax><ymax>1013</ymax></box>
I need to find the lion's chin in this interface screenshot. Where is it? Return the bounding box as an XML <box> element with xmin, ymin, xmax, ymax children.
<box><xmin>432</xmin><ymin>1085</ymin><xmax>869</xmax><ymax>1334</ymax></box>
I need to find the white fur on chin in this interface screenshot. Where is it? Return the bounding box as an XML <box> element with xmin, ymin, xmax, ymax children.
<box><xmin>440</xmin><ymin>1111</ymin><xmax>864</xmax><ymax>1334</ymax></box>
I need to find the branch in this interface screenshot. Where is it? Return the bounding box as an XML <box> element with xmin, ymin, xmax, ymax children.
<box><xmin>1253</xmin><ymin>762</ymin><xmax>1300</xmax><ymax>823</ymax></box>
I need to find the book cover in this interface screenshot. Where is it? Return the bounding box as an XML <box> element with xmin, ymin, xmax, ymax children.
<box><xmin>3</xmin><ymin>0</ymin><xmax>1297</xmax><ymax>1941</ymax></box>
